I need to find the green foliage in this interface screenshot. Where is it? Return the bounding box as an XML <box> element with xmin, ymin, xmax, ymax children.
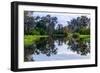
<box><xmin>31</xmin><ymin>29</ymin><xmax>40</xmax><ymax>35</ymax></box>
<box><xmin>39</xmin><ymin>28</ymin><xmax>47</xmax><ymax>35</ymax></box>
<box><xmin>79</xmin><ymin>28</ymin><xmax>90</xmax><ymax>35</ymax></box>
<box><xmin>24</xmin><ymin>11</ymin><xmax>90</xmax><ymax>41</ymax></box>
<box><xmin>64</xmin><ymin>32</ymin><xmax>68</xmax><ymax>37</ymax></box>
<box><xmin>24</xmin><ymin>35</ymin><xmax>48</xmax><ymax>46</ymax></box>
<box><xmin>24</xmin><ymin>35</ymin><xmax>40</xmax><ymax>46</ymax></box>
<box><xmin>24</xmin><ymin>12</ymin><xmax>91</xmax><ymax>58</ymax></box>
<box><xmin>72</xmin><ymin>33</ymin><xmax>80</xmax><ymax>39</ymax></box>
<box><xmin>24</xmin><ymin>13</ymin><xmax>58</xmax><ymax>35</ymax></box>
<box><xmin>29</xmin><ymin>28</ymin><xmax>48</xmax><ymax>35</ymax></box>
<box><xmin>67</xmin><ymin>16</ymin><xmax>90</xmax><ymax>32</ymax></box>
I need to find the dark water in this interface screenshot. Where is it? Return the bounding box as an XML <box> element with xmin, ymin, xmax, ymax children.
<box><xmin>24</xmin><ymin>36</ymin><xmax>90</xmax><ymax>62</ymax></box>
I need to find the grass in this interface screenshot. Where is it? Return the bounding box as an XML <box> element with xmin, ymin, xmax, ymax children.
<box><xmin>67</xmin><ymin>33</ymin><xmax>90</xmax><ymax>42</ymax></box>
<box><xmin>24</xmin><ymin>34</ymin><xmax>90</xmax><ymax>46</ymax></box>
<box><xmin>24</xmin><ymin>35</ymin><xmax>48</xmax><ymax>46</ymax></box>
<box><xmin>80</xmin><ymin>35</ymin><xmax>90</xmax><ymax>38</ymax></box>
<box><xmin>79</xmin><ymin>35</ymin><xmax>90</xmax><ymax>42</ymax></box>
<box><xmin>68</xmin><ymin>32</ymin><xmax>90</xmax><ymax>38</ymax></box>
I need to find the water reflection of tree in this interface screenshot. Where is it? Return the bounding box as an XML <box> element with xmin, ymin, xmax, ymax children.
<box><xmin>24</xmin><ymin>37</ymin><xmax>58</xmax><ymax>61</ymax></box>
<box><xmin>68</xmin><ymin>38</ymin><xmax>90</xmax><ymax>55</ymax></box>
<box><xmin>35</xmin><ymin>37</ymin><xmax>57</xmax><ymax>56</ymax></box>
<box><xmin>24</xmin><ymin>37</ymin><xmax>90</xmax><ymax>62</ymax></box>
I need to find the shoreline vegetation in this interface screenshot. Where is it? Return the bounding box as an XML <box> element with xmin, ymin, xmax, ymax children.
<box><xmin>24</xmin><ymin>35</ymin><xmax>48</xmax><ymax>46</ymax></box>
<box><xmin>24</xmin><ymin>34</ymin><xmax>90</xmax><ymax>46</ymax></box>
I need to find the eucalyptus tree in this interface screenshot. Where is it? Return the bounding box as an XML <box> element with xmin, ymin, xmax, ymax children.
<box><xmin>24</xmin><ymin>11</ymin><xmax>36</xmax><ymax>34</ymax></box>
<box><xmin>67</xmin><ymin>16</ymin><xmax>90</xmax><ymax>33</ymax></box>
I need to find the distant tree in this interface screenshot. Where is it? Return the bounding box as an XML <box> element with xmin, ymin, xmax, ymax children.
<box><xmin>35</xmin><ymin>15</ymin><xmax>58</xmax><ymax>35</ymax></box>
<box><xmin>79</xmin><ymin>27</ymin><xmax>90</xmax><ymax>35</ymax></box>
<box><xmin>63</xmin><ymin>26</ymin><xmax>68</xmax><ymax>37</ymax></box>
<box><xmin>67</xmin><ymin>16</ymin><xmax>90</xmax><ymax>33</ymax></box>
<box><xmin>24</xmin><ymin>11</ymin><xmax>35</xmax><ymax>34</ymax></box>
<box><xmin>57</xmin><ymin>24</ymin><xmax>62</xmax><ymax>30</ymax></box>
<box><xmin>72</xmin><ymin>33</ymin><xmax>80</xmax><ymax>39</ymax></box>
<box><xmin>56</xmin><ymin>24</ymin><xmax>64</xmax><ymax>34</ymax></box>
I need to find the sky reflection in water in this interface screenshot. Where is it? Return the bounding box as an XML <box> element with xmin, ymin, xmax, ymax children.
<box><xmin>24</xmin><ymin>37</ymin><xmax>90</xmax><ymax>62</ymax></box>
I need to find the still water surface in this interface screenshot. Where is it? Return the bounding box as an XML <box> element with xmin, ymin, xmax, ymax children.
<box><xmin>24</xmin><ymin>37</ymin><xmax>90</xmax><ymax>62</ymax></box>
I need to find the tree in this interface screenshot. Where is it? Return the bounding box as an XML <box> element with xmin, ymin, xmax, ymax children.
<box><xmin>67</xmin><ymin>16</ymin><xmax>90</xmax><ymax>33</ymax></box>
<box><xmin>63</xmin><ymin>26</ymin><xmax>68</xmax><ymax>37</ymax></box>
<box><xmin>79</xmin><ymin>27</ymin><xmax>90</xmax><ymax>35</ymax></box>
<box><xmin>24</xmin><ymin>11</ymin><xmax>36</xmax><ymax>34</ymax></box>
<box><xmin>35</xmin><ymin>15</ymin><xmax>58</xmax><ymax>35</ymax></box>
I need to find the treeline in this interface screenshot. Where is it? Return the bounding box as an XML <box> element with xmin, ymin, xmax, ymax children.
<box><xmin>67</xmin><ymin>16</ymin><xmax>90</xmax><ymax>35</ymax></box>
<box><xmin>24</xmin><ymin>11</ymin><xmax>90</xmax><ymax>36</ymax></box>
<box><xmin>24</xmin><ymin>11</ymin><xmax>57</xmax><ymax>35</ymax></box>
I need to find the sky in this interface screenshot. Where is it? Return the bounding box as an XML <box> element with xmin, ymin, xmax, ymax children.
<box><xmin>32</xmin><ymin>41</ymin><xmax>90</xmax><ymax>61</ymax></box>
<box><xmin>31</xmin><ymin>11</ymin><xmax>90</xmax><ymax>27</ymax></box>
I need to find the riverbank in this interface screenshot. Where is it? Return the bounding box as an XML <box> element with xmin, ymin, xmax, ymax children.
<box><xmin>24</xmin><ymin>34</ymin><xmax>90</xmax><ymax>46</ymax></box>
<box><xmin>24</xmin><ymin>35</ymin><xmax>48</xmax><ymax>46</ymax></box>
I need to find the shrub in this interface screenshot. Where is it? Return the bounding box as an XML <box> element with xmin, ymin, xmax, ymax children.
<box><xmin>79</xmin><ymin>28</ymin><xmax>90</xmax><ymax>35</ymax></box>
<box><xmin>64</xmin><ymin>32</ymin><xmax>68</xmax><ymax>37</ymax></box>
<box><xmin>31</xmin><ymin>29</ymin><xmax>40</xmax><ymax>35</ymax></box>
<box><xmin>72</xmin><ymin>33</ymin><xmax>80</xmax><ymax>39</ymax></box>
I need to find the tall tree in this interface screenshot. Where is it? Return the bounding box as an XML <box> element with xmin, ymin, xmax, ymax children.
<box><xmin>36</xmin><ymin>15</ymin><xmax>58</xmax><ymax>35</ymax></box>
<box><xmin>24</xmin><ymin>11</ymin><xmax>35</xmax><ymax>34</ymax></box>
<box><xmin>67</xmin><ymin>16</ymin><xmax>90</xmax><ymax>32</ymax></box>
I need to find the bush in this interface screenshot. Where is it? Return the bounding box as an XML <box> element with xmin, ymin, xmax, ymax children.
<box><xmin>72</xmin><ymin>33</ymin><xmax>80</xmax><ymax>39</ymax></box>
<box><xmin>64</xmin><ymin>32</ymin><xmax>68</xmax><ymax>37</ymax></box>
<box><xmin>39</xmin><ymin>28</ymin><xmax>47</xmax><ymax>35</ymax></box>
<box><xmin>79</xmin><ymin>28</ymin><xmax>90</xmax><ymax>35</ymax></box>
<box><xmin>31</xmin><ymin>29</ymin><xmax>40</xmax><ymax>35</ymax></box>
